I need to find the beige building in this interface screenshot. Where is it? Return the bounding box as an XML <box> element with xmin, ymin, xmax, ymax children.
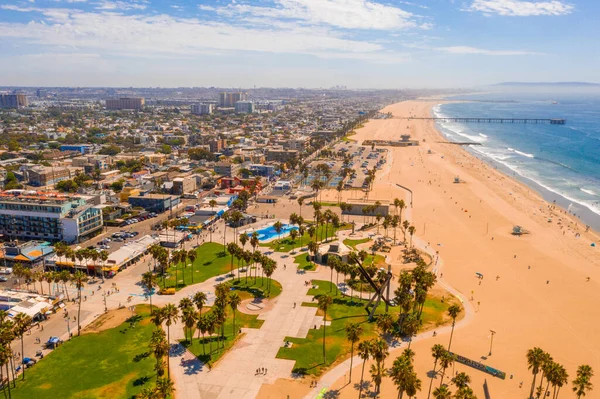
<box><xmin>266</xmin><ymin>148</ymin><xmax>299</xmax><ymax>162</ymax></box>
<box><xmin>172</xmin><ymin>176</ymin><xmax>196</xmax><ymax>195</ymax></box>
<box><xmin>214</xmin><ymin>162</ymin><xmax>240</xmax><ymax>177</ymax></box>
<box><xmin>105</xmin><ymin>97</ymin><xmax>145</xmax><ymax>110</ymax></box>
<box><xmin>27</xmin><ymin>166</ymin><xmax>71</xmax><ymax>187</ymax></box>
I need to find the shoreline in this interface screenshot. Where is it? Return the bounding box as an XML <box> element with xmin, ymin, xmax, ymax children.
<box><xmin>431</xmin><ymin>100</ymin><xmax>600</xmax><ymax>236</ymax></box>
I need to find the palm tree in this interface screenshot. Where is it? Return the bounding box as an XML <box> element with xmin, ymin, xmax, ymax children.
<box><xmin>358</xmin><ymin>340</ymin><xmax>372</xmax><ymax>399</ymax></box>
<box><xmin>209</xmin><ymin>199</ymin><xmax>217</xmax><ymax>242</ymax></box>
<box><xmin>196</xmin><ymin>314</ymin><xmax>209</xmax><ymax>355</ymax></box>
<box><xmin>527</xmin><ymin>347</ymin><xmax>546</xmax><ymax>399</ymax></box>
<box><xmin>181</xmin><ymin>306</ymin><xmax>197</xmax><ymax>343</ymax></box>
<box><xmin>187</xmin><ymin>249</ymin><xmax>197</xmax><ymax>285</ymax></box>
<box><xmin>273</xmin><ymin>220</ymin><xmax>284</xmax><ymax>243</ymax></box>
<box><xmin>308</xmin><ymin>240</ymin><xmax>319</xmax><ymax>269</ymax></box>
<box><xmin>432</xmin><ymin>385</ymin><xmax>452</xmax><ymax>399</ymax></box>
<box><xmin>297</xmin><ymin>197</ymin><xmax>304</xmax><ymax>218</ymax></box>
<box><xmin>59</xmin><ymin>270</ymin><xmax>71</xmax><ymax>301</ymax></box>
<box><xmin>391</xmin><ymin>215</ymin><xmax>399</xmax><ymax>245</ymax></box>
<box><xmin>438</xmin><ymin>350</ymin><xmax>455</xmax><ymax>388</ymax></box>
<box><xmin>428</xmin><ymin>344</ymin><xmax>447</xmax><ymax>399</ymax></box>
<box><xmin>369</xmin><ymin>338</ymin><xmax>389</xmax><ymax>395</ymax></box>
<box><xmin>13</xmin><ymin>313</ymin><xmax>32</xmax><ymax>380</ymax></box>
<box><xmin>193</xmin><ymin>291</ymin><xmax>207</xmax><ymax>315</ymax></box>
<box><xmin>141</xmin><ymin>272</ymin><xmax>158</xmax><ymax>314</ymax></box>
<box><xmin>162</xmin><ymin>304</ymin><xmax>179</xmax><ymax>379</ymax></box>
<box><xmin>376</xmin><ymin>313</ymin><xmax>394</xmax><ymax>336</ymax></box>
<box><xmin>318</xmin><ymin>295</ymin><xmax>333</xmax><ymax>363</ymax></box>
<box><xmin>446</xmin><ymin>304</ymin><xmax>461</xmax><ymax>351</ymax></box>
<box><xmin>345</xmin><ymin>323</ymin><xmax>363</xmax><ymax>383</ymax></box>
<box><xmin>156</xmin><ymin>377</ymin><xmax>175</xmax><ymax>398</ymax></box>
<box><xmin>229</xmin><ymin>292</ymin><xmax>241</xmax><ymax>336</ymax></box>
<box><xmin>71</xmin><ymin>270</ymin><xmax>88</xmax><ymax>336</ymax></box>
<box><xmin>452</xmin><ymin>372</ymin><xmax>471</xmax><ymax>390</ymax></box>
<box><xmin>572</xmin><ymin>365</ymin><xmax>594</xmax><ymax>399</ymax></box>
<box><xmin>226</xmin><ymin>242</ymin><xmax>240</xmax><ymax>277</ymax></box>
<box><xmin>454</xmin><ymin>386</ymin><xmax>477</xmax><ymax>399</ymax></box>
<box><xmin>408</xmin><ymin>225</ymin><xmax>416</xmax><ymax>247</ymax></box>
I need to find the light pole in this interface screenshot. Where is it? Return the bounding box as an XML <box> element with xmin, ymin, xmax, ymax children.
<box><xmin>65</xmin><ymin>317</ymin><xmax>71</xmax><ymax>339</ymax></box>
<box><xmin>489</xmin><ymin>330</ymin><xmax>496</xmax><ymax>356</ymax></box>
<box><xmin>103</xmin><ymin>291</ymin><xmax>107</xmax><ymax>312</ymax></box>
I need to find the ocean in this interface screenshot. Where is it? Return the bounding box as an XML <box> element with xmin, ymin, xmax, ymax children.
<box><xmin>433</xmin><ymin>91</ymin><xmax>600</xmax><ymax>230</ymax></box>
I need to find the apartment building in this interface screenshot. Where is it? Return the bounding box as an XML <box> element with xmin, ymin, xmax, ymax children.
<box><xmin>27</xmin><ymin>166</ymin><xmax>71</xmax><ymax>187</ymax></box>
<box><xmin>0</xmin><ymin>93</ymin><xmax>28</xmax><ymax>109</ymax></box>
<box><xmin>219</xmin><ymin>92</ymin><xmax>247</xmax><ymax>107</ymax></box>
<box><xmin>214</xmin><ymin>162</ymin><xmax>240</xmax><ymax>177</ymax></box>
<box><xmin>0</xmin><ymin>190</ymin><xmax>103</xmax><ymax>243</ymax></box>
<box><xmin>191</xmin><ymin>103</ymin><xmax>214</xmax><ymax>115</ymax></box>
<box><xmin>172</xmin><ymin>176</ymin><xmax>196</xmax><ymax>195</ymax></box>
<box><xmin>266</xmin><ymin>148</ymin><xmax>299</xmax><ymax>162</ymax></box>
<box><xmin>105</xmin><ymin>97</ymin><xmax>145</xmax><ymax>110</ymax></box>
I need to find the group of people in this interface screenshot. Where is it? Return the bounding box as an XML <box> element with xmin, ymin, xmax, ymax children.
<box><xmin>255</xmin><ymin>367</ymin><xmax>268</xmax><ymax>375</ymax></box>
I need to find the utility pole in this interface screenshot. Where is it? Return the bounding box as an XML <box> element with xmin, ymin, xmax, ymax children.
<box><xmin>489</xmin><ymin>330</ymin><xmax>496</xmax><ymax>356</ymax></box>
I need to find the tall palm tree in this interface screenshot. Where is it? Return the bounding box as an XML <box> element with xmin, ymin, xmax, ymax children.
<box><xmin>428</xmin><ymin>344</ymin><xmax>447</xmax><ymax>399</ymax></box>
<box><xmin>162</xmin><ymin>304</ymin><xmax>179</xmax><ymax>379</ymax></box>
<box><xmin>527</xmin><ymin>347</ymin><xmax>546</xmax><ymax>399</ymax></box>
<box><xmin>71</xmin><ymin>270</ymin><xmax>88</xmax><ymax>336</ymax></box>
<box><xmin>358</xmin><ymin>340</ymin><xmax>372</xmax><ymax>399</ymax></box>
<box><xmin>572</xmin><ymin>365</ymin><xmax>594</xmax><ymax>399</ymax></box>
<box><xmin>59</xmin><ymin>270</ymin><xmax>71</xmax><ymax>301</ymax></box>
<box><xmin>141</xmin><ymin>272</ymin><xmax>158</xmax><ymax>314</ymax></box>
<box><xmin>193</xmin><ymin>291</ymin><xmax>207</xmax><ymax>315</ymax></box>
<box><xmin>13</xmin><ymin>313</ymin><xmax>32</xmax><ymax>380</ymax></box>
<box><xmin>446</xmin><ymin>304</ymin><xmax>461</xmax><ymax>351</ymax></box>
<box><xmin>408</xmin><ymin>225</ymin><xmax>416</xmax><ymax>247</ymax></box>
<box><xmin>452</xmin><ymin>372</ymin><xmax>471</xmax><ymax>390</ymax></box>
<box><xmin>187</xmin><ymin>249</ymin><xmax>197</xmax><ymax>285</ymax></box>
<box><xmin>454</xmin><ymin>386</ymin><xmax>477</xmax><ymax>399</ymax></box>
<box><xmin>369</xmin><ymin>338</ymin><xmax>389</xmax><ymax>395</ymax></box>
<box><xmin>181</xmin><ymin>306</ymin><xmax>197</xmax><ymax>343</ymax></box>
<box><xmin>345</xmin><ymin>323</ymin><xmax>363</xmax><ymax>383</ymax></box>
<box><xmin>209</xmin><ymin>199</ymin><xmax>217</xmax><ymax>242</ymax></box>
<box><xmin>308</xmin><ymin>240</ymin><xmax>319</xmax><ymax>269</ymax></box>
<box><xmin>438</xmin><ymin>351</ymin><xmax>455</xmax><ymax>388</ymax></box>
<box><xmin>318</xmin><ymin>295</ymin><xmax>333</xmax><ymax>363</ymax></box>
<box><xmin>156</xmin><ymin>377</ymin><xmax>175</xmax><ymax>398</ymax></box>
<box><xmin>196</xmin><ymin>314</ymin><xmax>209</xmax><ymax>355</ymax></box>
<box><xmin>432</xmin><ymin>385</ymin><xmax>452</xmax><ymax>399</ymax></box>
<box><xmin>553</xmin><ymin>363</ymin><xmax>569</xmax><ymax>399</ymax></box>
<box><xmin>229</xmin><ymin>292</ymin><xmax>241</xmax><ymax>336</ymax></box>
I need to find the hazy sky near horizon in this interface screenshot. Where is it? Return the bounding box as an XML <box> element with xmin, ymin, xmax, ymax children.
<box><xmin>0</xmin><ymin>0</ymin><xmax>598</xmax><ymax>88</ymax></box>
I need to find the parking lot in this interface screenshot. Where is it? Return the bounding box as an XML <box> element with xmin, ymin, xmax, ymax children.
<box><xmin>304</xmin><ymin>143</ymin><xmax>388</xmax><ymax>190</ymax></box>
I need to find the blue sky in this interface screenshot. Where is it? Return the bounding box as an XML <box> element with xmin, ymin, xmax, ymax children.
<box><xmin>0</xmin><ymin>0</ymin><xmax>598</xmax><ymax>88</ymax></box>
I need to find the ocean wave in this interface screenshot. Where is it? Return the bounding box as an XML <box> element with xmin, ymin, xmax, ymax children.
<box><xmin>515</xmin><ymin>150</ymin><xmax>535</xmax><ymax>158</ymax></box>
<box><xmin>581</xmin><ymin>188</ymin><xmax>597</xmax><ymax>196</ymax></box>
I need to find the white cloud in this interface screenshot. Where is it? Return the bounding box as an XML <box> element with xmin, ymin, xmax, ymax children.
<box><xmin>96</xmin><ymin>1</ymin><xmax>147</xmax><ymax>11</ymax></box>
<box><xmin>0</xmin><ymin>8</ymin><xmax>409</xmax><ymax>62</ymax></box>
<box><xmin>205</xmin><ymin>0</ymin><xmax>419</xmax><ymax>30</ymax></box>
<box><xmin>437</xmin><ymin>46</ymin><xmax>541</xmax><ymax>55</ymax></box>
<box><xmin>467</xmin><ymin>0</ymin><xmax>574</xmax><ymax>16</ymax></box>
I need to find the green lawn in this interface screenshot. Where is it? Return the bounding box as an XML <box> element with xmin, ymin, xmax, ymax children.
<box><xmin>163</xmin><ymin>242</ymin><xmax>240</xmax><ymax>290</ymax></box>
<box><xmin>181</xmin><ymin>307</ymin><xmax>264</xmax><ymax>365</ymax></box>
<box><xmin>227</xmin><ymin>277</ymin><xmax>283</xmax><ymax>300</ymax></box>
<box><xmin>294</xmin><ymin>252</ymin><xmax>316</xmax><ymax>271</ymax></box>
<box><xmin>261</xmin><ymin>224</ymin><xmax>350</xmax><ymax>252</ymax></box>
<box><xmin>276</xmin><ymin>280</ymin><xmax>455</xmax><ymax>376</ymax></box>
<box><xmin>343</xmin><ymin>238</ymin><xmax>370</xmax><ymax>250</ymax></box>
<box><xmin>11</xmin><ymin>305</ymin><xmax>156</xmax><ymax>399</ymax></box>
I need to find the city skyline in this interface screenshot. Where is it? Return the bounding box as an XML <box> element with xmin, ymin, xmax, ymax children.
<box><xmin>0</xmin><ymin>0</ymin><xmax>598</xmax><ymax>88</ymax></box>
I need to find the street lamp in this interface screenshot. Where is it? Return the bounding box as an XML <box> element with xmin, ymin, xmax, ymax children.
<box><xmin>489</xmin><ymin>330</ymin><xmax>496</xmax><ymax>356</ymax></box>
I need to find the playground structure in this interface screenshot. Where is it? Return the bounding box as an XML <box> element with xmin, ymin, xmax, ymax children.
<box><xmin>349</xmin><ymin>252</ymin><xmax>393</xmax><ymax>320</ymax></box>
<box><xmin>511</xmin><ymin>225</ymin><xmax>530</xmax><ymax>236</ymax></box>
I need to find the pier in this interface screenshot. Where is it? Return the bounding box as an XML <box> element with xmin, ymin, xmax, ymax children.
<box><xmin>395</xmin><ymin>117</ymin><xmax>566</xmax><ymax>125</ymax></box>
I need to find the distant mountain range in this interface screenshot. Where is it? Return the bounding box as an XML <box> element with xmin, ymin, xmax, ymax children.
<box><xmin>494</xmin><ymin>82</ymin><xmax>600</xmax><ymax>87</ymax></box>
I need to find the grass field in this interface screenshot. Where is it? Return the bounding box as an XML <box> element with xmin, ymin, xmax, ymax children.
<box><xmin>294</xmin><ymin>252</ymin><xmax>316</xmax><ymax>271</ymax></box>
<box><xmin>11</xmin><ymin>305</ymin><xmax>156</xmax><ymax>399</ymax></box>
<box><xmin>343</xmin><ymin>238</ymin><xmax>370</xmax><ymax>250</ymax></box>
<box><xmin>276</xmin><ymin>280</ymin><xmax>456</xmax><ymax>376</ymax></box>
<box><xmin>226</xmin><ymin>277</ymin><xmax>283</xmax><ymax>300</ymax></box>
<box><xmin>182</xmin><ymin>307</ymin><xmax>264</xmax><ymax>365</ymax></box>
<box><xmin>260</xmin><ymin>224</ymin><xmax>350</xmax><ymax>252</ymax></box>
<box><xmin>163</xmin><ymin>242</ymin><xmax>240</xmax><ymax>290</ymax></box>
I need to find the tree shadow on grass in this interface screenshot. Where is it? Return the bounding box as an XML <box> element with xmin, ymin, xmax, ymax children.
<box><xmin>133</xmin><ymin>375</ymin><xmax>151</xmax><ymax>387</ymax></box>
<box><xmin>133</xmin><ymin>351</ymin><xmax>150</xmax><ymax>362</ymax></box>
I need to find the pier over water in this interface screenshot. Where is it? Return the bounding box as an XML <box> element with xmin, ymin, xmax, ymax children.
<box><xmin>394</xmin><ymin>117</ymin><xmax>566</xmax><ymax>125</ymax></box>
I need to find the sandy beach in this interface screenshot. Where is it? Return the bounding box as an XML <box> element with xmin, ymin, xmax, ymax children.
<box><xmin>261</xmin><ymin>100</ymin><xmax>600</xmax><ymax>398</ymax></box>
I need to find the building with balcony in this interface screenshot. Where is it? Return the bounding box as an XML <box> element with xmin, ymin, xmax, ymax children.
<box><xmin>172</xmin><ymin>176</ymin><xmax>196</xmax><ymax>195</ymax></box>
<box><xmin>0</xmin><ymin>190</ymin><xmax>103</xmax><ymax>243</ymax></box>
<box><xmin>27</xmin><ymin>166</ymin><xmax>71</xmax><ymax>187</ymax></box>
<box><xmin>191</xmin><ymin>103</ymin><xmax>214</xmax><ymax>115</ymax></box>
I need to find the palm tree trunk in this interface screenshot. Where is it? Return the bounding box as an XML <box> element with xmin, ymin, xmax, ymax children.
<box><xmin>447</xmin><ymin>322</ymin><xmax>455</xmax><ymax>351</ymax></box>
<box><xmin>427</xmin><ymin>359</ymin><xmax>438</xmax><ymax>399</ymax></box>
<box><xmin>77</xmin><ymin>291</ymin><xmax>82</xmax><ymax>336</ymax></box>
<box><xmin>166</xmin><ymin>326</ymin><xmax>171</xmax><ymax>379</ymax></box>
<box><xmin>322</xmin><ymin>310</ymin><xmax>327</xmax><ymax>363</ymax></box>
<box><xmin>202</xmin><ymin>332</ymin><xmax>205</xmax><ymax>355</ymax></box>
<box><xmin>359</xmin><ymin>360</ymin><xmax>366</xmax><ymax>399</ymax></box>
<box><xmin>20</xmin><ymin>337</ymin><xmax>25</xmax><ymax>380</ymax></box>
<box><xmin>349</xmin><ymin>344</ymin><xmax>354</xmax><ymax>382</ymax></box>
<box><xmin>5</xmin><ymin>363</ymin><xmax>11</xmax><ymax>399</ymax></box>
<box><xmin>530</xmin><ymin>373</ymin><xmax>538</xmax><ymax>399</ymax></box>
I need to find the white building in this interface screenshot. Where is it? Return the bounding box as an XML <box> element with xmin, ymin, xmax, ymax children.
<box><xmin>234</xmin><ymin>101</ymin><xmax>255</xmax><ymax>114</ymax></box>
<box><xmin>191</xmin><ymin>103</ymin><xmax>214</xmax><ymax>115</ymax></box>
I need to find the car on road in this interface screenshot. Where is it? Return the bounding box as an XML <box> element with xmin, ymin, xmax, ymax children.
<box><xmin>0</xmin><ymin>276</ymin><xmax>8</xmax><ymax>282</ymax></box>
